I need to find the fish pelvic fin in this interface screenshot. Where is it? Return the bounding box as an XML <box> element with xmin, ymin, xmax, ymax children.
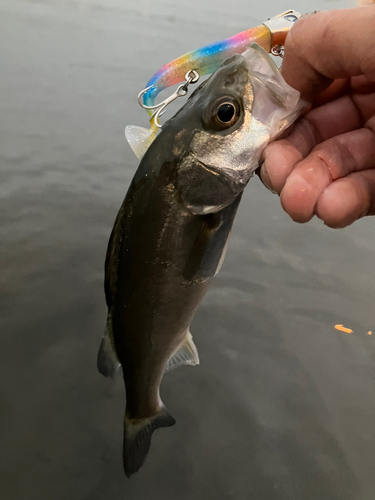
<box><xmin>123</xmin><ymin>406</ymin><xmax>176</xmax><ymax>477</ymax></box>
<box><xmin>165</xmin><ymin>330</ymin><xmax>200</xmax><ymax>372</ymax></box>
<box><xmin>97</xmin><ymin>311</ymin><xmax>121</xmax><ymax>378</ymax></box>
<box><xmin>125</xmin><ymin>124</ymin><xmax>157</xmax><ymax>160</ymax></box>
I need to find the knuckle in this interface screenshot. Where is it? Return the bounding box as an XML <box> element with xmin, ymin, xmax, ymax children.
<box><xmin>287</xmin><ymin>116</ymin><xmax>321</xmax><ymax>157</ymax></box>
<box><xmin>316</xmin><ymin>151</ymin><xmax>336</xmax><ymax>181</ymax></box>
<box><xmin>312</xmin><ymin>144</ymin><xmax>341</xmax><ymax>181</ymax></box>
<box><xmin>299</xmin><ymin>116</ymin><xmax>322</xmax><ymax>146</ymax></box>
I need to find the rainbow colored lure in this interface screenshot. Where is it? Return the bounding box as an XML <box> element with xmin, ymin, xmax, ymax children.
<box><xmin>126</xmin><ymin>10</ymin><xmax>300</xmax><ymax>159</ymax></box>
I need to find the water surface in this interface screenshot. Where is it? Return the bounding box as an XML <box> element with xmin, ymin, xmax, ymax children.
<box><xmin>2</xmin><ymin>1</ymin><xmax>374</xmax><ymax>499</ymax></box>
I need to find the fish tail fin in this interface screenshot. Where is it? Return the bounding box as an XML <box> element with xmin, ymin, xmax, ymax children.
<box><xmin>123</xmin><ymin>406</ymin><xmax>176</xmax><ymax>477</ymax></box>
<box><xmin>125</xmin><ymin>125</ymin><xmax>157</xmax><ymax>160</ymax></box>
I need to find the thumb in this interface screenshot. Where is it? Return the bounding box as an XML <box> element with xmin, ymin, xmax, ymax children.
<box><xmin>281</xmin><ymin>7</ymin><xmax>375</xmax><ymax>101</ymax></box>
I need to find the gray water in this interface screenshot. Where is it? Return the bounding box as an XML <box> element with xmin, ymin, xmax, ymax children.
<box><xmin>1</xmin><ymin>0</ymin><xmax>374</xmax><ymax>499</ymax></box>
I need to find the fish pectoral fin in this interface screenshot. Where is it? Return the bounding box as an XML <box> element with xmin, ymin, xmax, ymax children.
<box><xmin>97</xmin><ymin>311</ymin><xmax>121</xmax><ymax>378</ymax></box>
<box><xmin>183</xmin><ymin>196</ymin><xmax>241</xmax><ymax>281</ymax></box>
<box><xmin>165</xmin><ymin>330</ymin><xmax>200</xmax><ymax>372</ymax></box>
<box><xmin>125</xmin><ymin>125</ymin><xmax>157</xmax><ymax>160</ymax></box>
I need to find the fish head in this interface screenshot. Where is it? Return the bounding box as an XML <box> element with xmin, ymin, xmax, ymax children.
<box><xmin>161</xmin><ymin>43</ymin><xmax>305</xmax><ymax>214</ymax></box>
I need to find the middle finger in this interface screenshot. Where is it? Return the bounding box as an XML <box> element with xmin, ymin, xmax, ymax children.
<box><xmin>260</xmin><ymin>94</ymin><xmax>362</xmax><ymax>193</ymax></box>
<box><xmin>280</xmin><ymin>127</ymin><xmax>375</xmax><ymax>223</ymax></box>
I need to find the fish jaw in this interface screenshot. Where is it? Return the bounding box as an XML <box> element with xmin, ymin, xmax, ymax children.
<box><xmin>242</xmin><ymin>43</ymin><xmax>307</xmax><ymax>140</ymax></box>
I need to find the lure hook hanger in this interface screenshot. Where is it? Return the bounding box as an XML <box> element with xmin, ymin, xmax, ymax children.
<box><xmin>271</xmin><ymin>45</ymin><xmax>284</xmax><ymax>58</ymax></box>
<box><xmin>138</xmin><ymin>70</ymin><xmax>200</xmax><ymax>128</ymax></box>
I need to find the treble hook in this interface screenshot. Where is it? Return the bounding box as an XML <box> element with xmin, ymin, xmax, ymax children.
<box><xmin>137</xmin><ymin>70</ymin><xmax>200</xmax><ymax>128</ymax></box>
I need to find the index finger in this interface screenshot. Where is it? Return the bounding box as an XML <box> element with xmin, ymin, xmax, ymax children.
<box><xmin>282</xmin><ymin>6</ymin><xmax>375</xmax><ymax>101</ymax></box>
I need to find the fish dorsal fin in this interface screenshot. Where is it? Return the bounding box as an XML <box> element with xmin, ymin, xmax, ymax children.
<box><xmin>165</xmin><ymin>330</ymin><xmax>200</xmax><ymax>372</ymax></box>
<box><xmin>97</xmin><ymin>310</ymin><xmax>121</xmax><ymax>378</ymax></box>
<box><xmin>125</xmin><ymin>125</ymin><xmax>157</xmax><ymax>160</ymax></box>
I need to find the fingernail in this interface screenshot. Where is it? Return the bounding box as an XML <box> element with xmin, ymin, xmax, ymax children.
<box><xmin>260</xmin><ymin>159</ymin><xmax>277</xmax><ymax>194</ymax></box>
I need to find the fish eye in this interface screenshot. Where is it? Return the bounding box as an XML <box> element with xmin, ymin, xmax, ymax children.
<box><xmin>204</xmin><ymin>96</ymin><xmax>242</xmax><ymax>132</ymax></box>
<box><xmin>217</xmin><ymin>103</ymin><xmax>235</xmax><ymax>123</ymax></box>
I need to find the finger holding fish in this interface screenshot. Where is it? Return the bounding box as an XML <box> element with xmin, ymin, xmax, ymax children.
<box><xmin>280</xmin><ymin>8</ymin><xmax>375</xmax><ymax>102</ymax></box>
<box><xmin>260</xmin><ymin>93</ymin><xmax>363</xmax><ymax>194</ymax></box>
<box><xmin>261</xmin><ymin>109</ymin><xmax>375</xmax><ymax>227</ymax></box>
<box><xmin>275</xmin><ymin>127</ymin><xmax>375</xmax><ymax>225</ymax></box>
<box><xmin>261</xmin><ymin>6</ymin><xmax>375</xmax><ymax>228</ymax></box>
<box><xmin>315</xmin><ymin>169</ymin><xmax>375</xmax><ymax>228</ymax></box>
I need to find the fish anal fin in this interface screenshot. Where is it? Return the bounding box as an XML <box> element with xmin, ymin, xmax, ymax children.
<box><xmin>97</xmin><ymin>311</ymin><xmax>121</xmax><ymax>378</ymax></box>
<box><xmin>123</xmin><ymin>406</ymin><xmax>176</xmax><ymax>477</ymax></box>
<box><xmin>125</xmin><ymin>125</ymin><xmax>157</xmax><ymax>160</ymax></box>
<box><xmin>165</xmin><ymin>330</ymin><xmax>200</xmax><ymax>372</ymax></box>
<box><xmin>214</xmin><ymin>231</ymin><xmax>230</xmax><ymax>276</ymax></box>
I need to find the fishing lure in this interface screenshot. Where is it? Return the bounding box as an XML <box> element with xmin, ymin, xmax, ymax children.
<box><xmin>125</xmin><ymin>10</ymin><xmax>301</xmax><ymax>159</ymax></box>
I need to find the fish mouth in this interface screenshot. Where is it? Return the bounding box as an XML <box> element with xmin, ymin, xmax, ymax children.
<box><xmin>241</xmin><ymin>43</ymin><xmax>303</xmax><ymax>123</ymax></box>
<box><xmin>191</xmin><ymin>153</ymin><xmax>250</xmax><ymax>193</ymax></box>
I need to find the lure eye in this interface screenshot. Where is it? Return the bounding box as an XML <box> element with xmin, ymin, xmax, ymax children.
<box><xmin>204</xmin><ymin>96</ymin><xmax>242</xmax><ymax>131</ymax></box>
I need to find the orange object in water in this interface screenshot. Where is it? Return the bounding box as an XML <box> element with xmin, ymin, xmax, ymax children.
<box><xmin>334</xmin><ymin>324</ymin><xmax>353</xmax><ymax>334</ymax></box>
<box><xmin>368</xmin><ymin>331</ymin><xmax>372</xmax><ymax>336</ymax></box>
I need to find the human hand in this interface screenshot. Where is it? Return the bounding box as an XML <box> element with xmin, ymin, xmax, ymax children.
<box><xmin>260</xmin><ymin>7</ymin><xmax>375</xmax><ymax>228</ymax></box>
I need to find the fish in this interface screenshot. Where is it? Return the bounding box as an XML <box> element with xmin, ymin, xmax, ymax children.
<box><xmin>98</xmin><ymin>44</ymin><xmax>304</xmax><ymax>477</ymax></box>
